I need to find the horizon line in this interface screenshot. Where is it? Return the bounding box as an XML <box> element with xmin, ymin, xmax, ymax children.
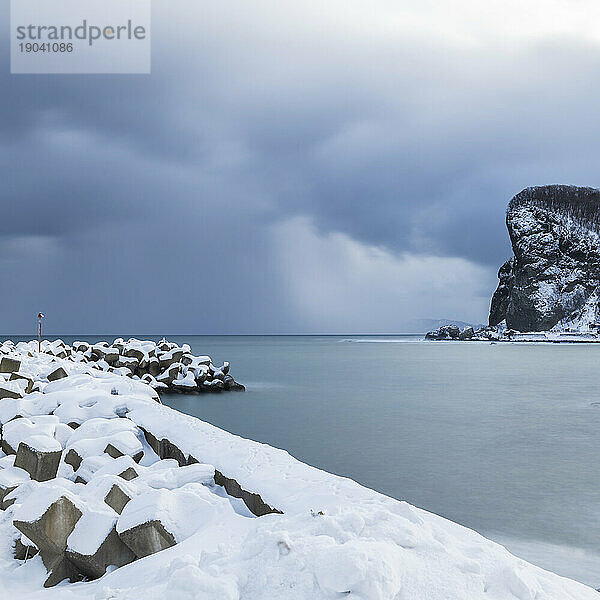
<box><xmin>0</xmin><ymin>332</ymin><xmax>427</xmax><ymax>338</ymax></box>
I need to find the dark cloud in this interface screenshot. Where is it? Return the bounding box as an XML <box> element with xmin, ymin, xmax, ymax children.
<box><xmin>2</xmin><ymin>1</ymin><xmax>600</xmax><ymax>332</ymax></box>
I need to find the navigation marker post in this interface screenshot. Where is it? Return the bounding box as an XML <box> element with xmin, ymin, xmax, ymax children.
<box><xmin>38</xmin><ymin>313</ymin><xmax>44</xmax><ymax>353</ymax></box>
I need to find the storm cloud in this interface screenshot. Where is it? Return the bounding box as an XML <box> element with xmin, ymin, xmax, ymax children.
<box><xmin>2</xmin><ymin>0</ymin><xmax>600</xmax><ymax>333</ymax></box>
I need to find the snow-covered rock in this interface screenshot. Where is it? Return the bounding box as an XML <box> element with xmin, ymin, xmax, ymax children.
<box><xmin>491</xmin><ymin>185</ymin><xmax>600</xmax><ymax>332</ymax></box>
<box><xmin>427</xmin><ymin>185</ymin><xmax>600</xmax><ymax>340</ymax></box>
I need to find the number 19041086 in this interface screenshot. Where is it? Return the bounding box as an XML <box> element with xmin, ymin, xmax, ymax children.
<box><xmin>19</xmin><ymin>42</ymin><xmax>73</xmax><ymax>53</ymax></box>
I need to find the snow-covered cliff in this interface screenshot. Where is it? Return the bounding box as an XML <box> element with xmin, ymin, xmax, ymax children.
<box><xmin>490</xmin><ymin>185</ymin><xmax>600</xmax><ymax>332</ymax></box>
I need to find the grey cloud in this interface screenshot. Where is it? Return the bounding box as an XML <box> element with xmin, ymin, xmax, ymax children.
<box><xmin>2</xmin><ymin>1</ymin><xmax>600</xmax><ymax>331</ymax></box>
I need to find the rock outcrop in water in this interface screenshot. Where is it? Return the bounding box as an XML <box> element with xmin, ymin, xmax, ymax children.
<box><xmin>490</xmin><ymin>185</ymin><xmax>600</xmax><ymax>332</ymax></box>
<box><xmin>427</xmin><ymin>185</ymin><xmax>600</xmax><ymax>340</ymax></box>
<box><xmin>425</xmin><ymin>325</ymin><xmax>475</xmax><ymax>340</ymax></box>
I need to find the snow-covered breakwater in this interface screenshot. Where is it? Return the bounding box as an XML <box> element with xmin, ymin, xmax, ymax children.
<box><xmin>0</xmin><ymin>337</ymin><xmax>245</xmax><ymax>395</ymax></box>
<box><xmin>0</xmin><ymin>348</ymin><xmax>274</xmax><ymax>591</ymax></box>
<box><xmin>0</xmin><ymin>349</ymin><xmax>597</xmax><ymax>598</ymax></box>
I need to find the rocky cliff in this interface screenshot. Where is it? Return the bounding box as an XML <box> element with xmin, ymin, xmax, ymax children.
<box><xmin>489</xmin><ymin>185</ymin><xmax>600</xmax><ymax>332</ymax></box>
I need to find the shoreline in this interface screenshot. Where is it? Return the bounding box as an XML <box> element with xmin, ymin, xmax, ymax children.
<box><xmin>425</xmin><ymin>324</ymin><xmax>600</xmax><ymax>344</ymax></box>
<box><xmin>0</xmin><ymin>339</ymin><xmax>597</xmax><ymax>598</ymax></box>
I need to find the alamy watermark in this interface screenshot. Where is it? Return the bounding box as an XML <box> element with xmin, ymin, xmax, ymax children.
<box><xmin>11</xmin><ymin>0</ymin><xmax>151</xmax><ymax>74</ymax></box>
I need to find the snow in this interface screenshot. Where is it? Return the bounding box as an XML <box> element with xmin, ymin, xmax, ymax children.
<box><xmin>142</xmin><ymin>463</ymin><xmax>215</xmax><ymax>490</ymax></box>
<box><xmin>12</xmin><ymin>483</ymin><xmax>82</xmax><ymax>523</ymax></box>
<box><xmin>0</xmin><ymin>455</ymin><xmax>16</xmax><ymax>468</ymax></box>
<box><xmin>553</xmin><ymin>289</ymin><xmax>600</xmax><ymax>333</ymax></box>
<box><xmin>173</xmin><ymin>372</ymin><xmax>196</xmax><ymax>388</ymax></box>
<box><xmin>79</xmin><ymin>474</ymin><xmax>137</xmax><ymax>504</ymax></box>
<box><xmin>3</xmin><ymin>418</ymin><xmax>58</xmax><ymax>452</ymax></box>
<box><xmin>53</xmin><ymin>423</ymin><xmax>75</xmax><ymax>448</ymax></box>
<box><xmin>67</xmin><ymin>506</ymin><xmax>116</xmax><ymax>556</ymax></box>
<box><xmin>22</xmin><ymin>435</ymin><xmax>61</xmax><ymax>453</ymax></box>
<box><xmin>76</xmin><ymin>454</ymin><xmax>122</xmax><ymax>482</ymax></box>
<box><xmin>0</xmin><ymin>381</ymin><xmax>25</xmax><ymax>397</ymax></box>
<box><xmin>67</xmin><ymin>431</ymin><xmax>142</xmax><ymax>461</ymax></box>
<box><xmin>116</xmin><ymin>485</ymin><xmax>220</xmax><ymax>542</ymax></box>
<box><xmin>0</xmin><ymin>398</ymin><xmax>22</xmax><ymax>423</ymax></box>
<box><xmin>65</xmin><ymin>418</ymin><xmax>141</xmax><ymax>452</ymax></box>
<box><xmin>0</xmin><ymin>344</ymin><xmax>597</xmax><ymax>599</ymax></box>
<box><xmin>0</xmin><ymin>466</ymin><xmax>30</xmax><ymax>489</ymax></box>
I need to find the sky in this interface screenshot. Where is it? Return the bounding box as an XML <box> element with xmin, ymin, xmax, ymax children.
<box><xmin>2</xmin><ymin>0</ymin><xmax>600</xmax><ymax>334</ymax></box>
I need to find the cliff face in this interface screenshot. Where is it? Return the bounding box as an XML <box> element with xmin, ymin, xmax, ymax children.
<box><xmin>490</xmin><ymin>185</ymin><xmax>600</xmax><ymax>332</ymax></box>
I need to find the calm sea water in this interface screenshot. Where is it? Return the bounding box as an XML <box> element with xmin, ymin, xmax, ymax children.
<box><xmin>15</xmin><ymin>334</ymin><xmax>600</xmax><ymax>587</ymax></box>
